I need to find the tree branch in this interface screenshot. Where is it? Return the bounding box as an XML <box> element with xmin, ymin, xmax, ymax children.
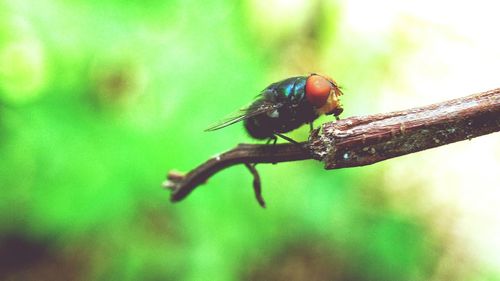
<box><xmin>164</xmin><ymin>88</ymin><xmax>500</xmax><ymax>205</ymax></box>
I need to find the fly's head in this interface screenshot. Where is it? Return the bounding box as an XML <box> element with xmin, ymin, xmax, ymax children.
<box><xmin>305</xmin><ymin>73</ymin><xmax>344</xmax><ymax>117</ymax></box>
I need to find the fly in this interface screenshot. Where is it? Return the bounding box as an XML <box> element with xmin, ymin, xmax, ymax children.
<box><xmin>206</xmin><ymin>73</ymin><xmax>344</xmax><ymax>143</ymax></box>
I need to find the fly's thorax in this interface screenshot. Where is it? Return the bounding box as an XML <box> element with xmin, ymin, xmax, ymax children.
<box><xmin>269</xmin><ymin>76</ymin><xmax>307</xmax><ymax>105</ymax></box>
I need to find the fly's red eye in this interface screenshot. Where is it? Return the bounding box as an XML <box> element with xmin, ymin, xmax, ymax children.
<box><xmin>305</xmin><ymin>75</ymin><xmax>331</xmax><ymax>107</ymax></box>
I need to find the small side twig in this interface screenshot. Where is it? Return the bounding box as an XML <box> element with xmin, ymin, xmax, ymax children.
<box><xmin>244</xmin><ymin>163</ymin><xmax>265</xmax><ymax>208</ymax></box>
<box><xmin>164</xmin><ymin>88</ymin><xmax>500</xmax><ymax>205</ymax></box>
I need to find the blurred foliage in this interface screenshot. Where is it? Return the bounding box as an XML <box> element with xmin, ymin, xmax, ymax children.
<box><xmin>0</xmin><ymin>0</ymin><xmax>493</xmax><ymax>281</ymax></box>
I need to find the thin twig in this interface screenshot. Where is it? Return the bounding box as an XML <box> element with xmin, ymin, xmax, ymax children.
<box><xmin>165</xmin><ymin>143</ymin><xmax>309</xmax><ymax>202</ymax></box>
<box><xmin>244</xmin><ymin>163</ymin><xmax>266</xmax><ymax>208</ymax></box>
<box><xmin>164</xmin><ymin>88</ymin><xmax>500</xmax><ymax>204</ymax></box>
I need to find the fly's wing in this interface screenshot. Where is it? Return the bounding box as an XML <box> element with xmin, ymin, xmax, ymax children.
<box><xmin>205</xmin><ymin>101</ymin><xmax>282</xmax><ymax>132</ymax></box>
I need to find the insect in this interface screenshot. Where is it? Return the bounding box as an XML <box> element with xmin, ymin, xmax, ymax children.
<box><xmin>206</xmin><ymin>73</ymin><xmax>344</xmax><ymax>143</ymax></box>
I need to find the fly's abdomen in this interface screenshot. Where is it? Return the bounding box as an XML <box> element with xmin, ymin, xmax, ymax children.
<box><xmin>244</xmin><ymin>116</ymin><xmax>273</xmax><ymax>139</ymax></box>
<box><xmin>243</xmin><ymin>97</ymin><xmax>319</xmax><ymax>139</ymax></box>
<box><xmin>243</xmin><ymin>99</ymin><xmax>277</xmax><ymax>139</ymax></box>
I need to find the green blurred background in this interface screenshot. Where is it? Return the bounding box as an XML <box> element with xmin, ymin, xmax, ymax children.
<box><xmin>1</xmin><ymin>0</ymin><xmax>499</xmax><ymax>280</ymax></box>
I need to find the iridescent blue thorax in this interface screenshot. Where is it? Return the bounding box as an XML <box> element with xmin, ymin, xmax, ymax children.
<box><xmin>266</xmin><ymin>76</ymin><xmax>307</xmax><ymax>104</ymax></box>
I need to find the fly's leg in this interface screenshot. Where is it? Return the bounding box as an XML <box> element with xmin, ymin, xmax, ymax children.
<box><xmin>266</xmin><ymin>136</ymin><xmax>278</xmax><ymax>164</ymax></box>
<box><xmin>266</xmin><ymin>135</ymin><xmax>278</xmax><ymax>145</ymax></box>
<box><xmin>307</xmin><ymin>121</ymin><xmax>322</xmax><ymax>142</ymax></box>
<box><xmin>274</xmin><ymin>133</ymin><xmax>299</xmax><ymax>144</ymax></box>
<box><xmin>275</xmin><ymin>133</ymin><xmax>310</xmax><ymax>154</ymax></box>
<box><xmin>244</xmin><ymin>163</ymin><xmax>266</xmax><ymax>208</ymax></box>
